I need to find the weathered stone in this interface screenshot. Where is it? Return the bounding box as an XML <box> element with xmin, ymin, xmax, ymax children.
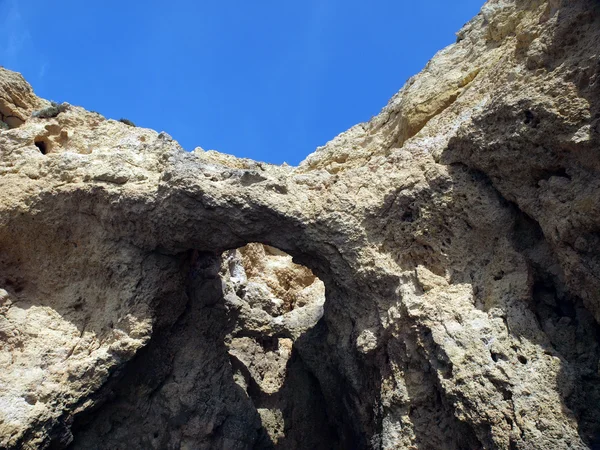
<box><xmin>0</xmin><ymin>67</ymin><xmax>43</xmax><ymax>129</ymax></box>
<box><xmin>1</xmin><ymin>0</ymin><xmax>600</xmax><ymax>449</ymax></box>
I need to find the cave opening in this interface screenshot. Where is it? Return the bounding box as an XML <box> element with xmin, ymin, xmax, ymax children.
<box><xmin>219</xmin><ymin>243</ymin><xmax>338</xmax><ymax>449</ymax></box>
<box><xmin>69</xmin><ymin>242</ymin><xmax>341</xmax><ymax>450</ymax></box>
<box><xmin>34</xmin><ymin>139</ymin><xmax>48</xmax><ymax>155</ymax></box>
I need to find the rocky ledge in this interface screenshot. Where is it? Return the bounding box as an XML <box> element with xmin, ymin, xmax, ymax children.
<box><xmin>1</xmin><ymin>0</ymin><xmax>600</xmax><ymax>449</ymax></box>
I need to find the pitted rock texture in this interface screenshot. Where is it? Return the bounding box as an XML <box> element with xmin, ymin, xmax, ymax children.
<box><xmin>2</xmin><ymin>0</ymin><xmax>600</xmax><ymax>449</ymax></box>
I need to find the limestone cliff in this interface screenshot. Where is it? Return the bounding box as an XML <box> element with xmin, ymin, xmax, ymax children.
<box><xmin>1</xmin><ymin>0</ymin><xmax>600</xmax><ymax>449</ymax></box>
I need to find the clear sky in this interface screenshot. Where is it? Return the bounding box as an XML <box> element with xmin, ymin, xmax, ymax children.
<box><xmin>0</xmin><ymin>0</ymin><xmax>483</xmax><ymax>165</ymax></box>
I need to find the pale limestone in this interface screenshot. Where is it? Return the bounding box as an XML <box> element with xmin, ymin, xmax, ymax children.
<box><xmin>1</xmin><ymin>1</ymin><xmax>600</xmax><ymax>449</ymax></box>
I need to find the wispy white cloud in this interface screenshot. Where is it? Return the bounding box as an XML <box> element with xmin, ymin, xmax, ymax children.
<box><xmin>39</xmin><ymin>62</ymin><xmax>48</xmax><ymax>79</ymax></box>
<box><xmin>303</xmin><ymin>0</ymin><xmax>334</xmax><ymax>72</ymax></box>
<box><xmin>0</xmin><ymin>0</ymin><xmax>32</xmax><ymax>69</ymax></box>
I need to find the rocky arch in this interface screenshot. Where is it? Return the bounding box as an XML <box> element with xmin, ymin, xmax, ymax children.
<box><xmin>2</xmin><ymin>0</ymin><xmax>600</xmax><ymax>449</ymax></box>
<box><xmin>3</xmin><ymin>148</ymin><xmax>585</xmax><ymax>450</ymax></box>
<box><xmin>1</xmin><ymin>129</ymin><xmax>598</xmax><ymax>449</ymax></box>
<box><xmin>0</xmin><ymin>181</ymin><xmax>383</xmax><ymax>449</ymax></box>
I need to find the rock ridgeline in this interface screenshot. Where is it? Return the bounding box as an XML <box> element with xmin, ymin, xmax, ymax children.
<box><xmin>1</xmin><ymin>0</ymin><xmax>600</xmax><ymax>449</ymax></box>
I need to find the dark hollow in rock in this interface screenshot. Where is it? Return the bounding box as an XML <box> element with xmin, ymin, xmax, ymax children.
<box><xmin>34</xmin><ymin>140</ymin><xmax>48</xmax><ymax>155</ymax></box>
<box><xmin>68</xmin><ymin>244</ymin><xmax>343</xmax><ymax>450</ymax></box>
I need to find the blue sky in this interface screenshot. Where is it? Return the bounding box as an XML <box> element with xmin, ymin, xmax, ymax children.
<box><xmin>0</xmin><ymin>0</ymin><xmax>483</xmax><ymax>165</ymax></box>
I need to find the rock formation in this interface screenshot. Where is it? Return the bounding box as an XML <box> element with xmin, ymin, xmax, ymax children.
<box><xmin>1</xmin><ymin>0</ymin><xmax>600</xmax><ymax>448</ymax></box>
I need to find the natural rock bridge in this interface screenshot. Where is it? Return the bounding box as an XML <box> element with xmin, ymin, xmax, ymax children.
<box><xmin>1</xmin><ymin>1</ymin><xmax>600</xmax><ymax>448</ymax></box>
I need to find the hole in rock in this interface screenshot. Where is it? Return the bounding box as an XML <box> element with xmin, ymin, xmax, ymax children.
<box><xmin>523</xmin><ymin>109</ymin><xmax>540</xmax><ymax>128</ymax></box>
<box><xmin>70</xmin><ymin>243</ymin><xmax>341</xmax><ymax>449</ymax></box>
<box><xmin>214</xmin><ymin>243</ymin><xmax>335</xmax><ymax>448</ymax></box>
<box><xmin>223</xmin><ymin>243</ymin><xmax>325</xmax><ymax>318</ymax></box>
<box><xmin>537</xmin><ymin>167</ymin><xmax>571</xmax><ymax>183</ymax></box>
<box><xmin>34</xmin><ymin>139</ymin><xmax>48</xmax><ymax>155</ymax></box>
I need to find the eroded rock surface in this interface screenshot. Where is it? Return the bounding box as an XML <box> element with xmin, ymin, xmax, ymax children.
<box><xmin>2</xmin><ymin>0</ymin><xmax>600</xmax><ymax>448</ymax></box>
